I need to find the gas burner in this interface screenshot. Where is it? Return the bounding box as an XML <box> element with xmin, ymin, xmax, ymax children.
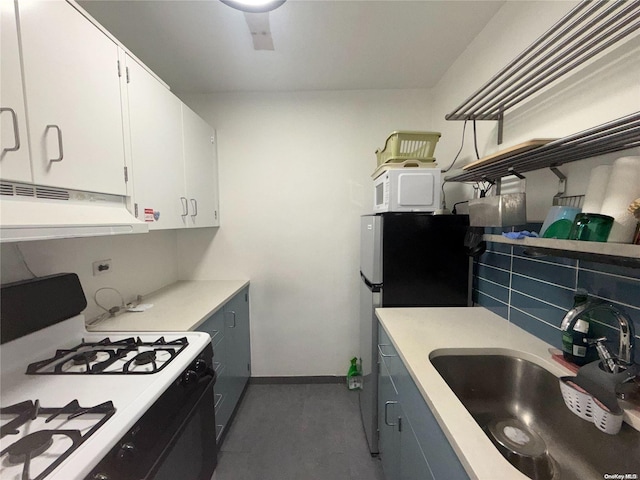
<box><xmin>123</xmin><ymin>348</ymin><xmax>179</xmax><ymax>373</ymax></box>
<box><xmin>0</xmin><ymin>400</ymin><xmax>115</xmax><ymax>480</ymax></box>
<box><xmin>134</xmin><ymin>350</ymin><xmax>156</xmax><ymax>365</ymax></box>
<box><xmin>71</xmin><ymin>351</ymin><xmax>97</xmax><ymax>365</ymax></box>
<box><xmin>25</xmin><ymin>336</ymin><xmax>189</xmax><ymax>375</ymax></box>
<box><xmin>6</xmin><ymin>430</ymin><xmax>56</xmax><ymax>464</ymax></box>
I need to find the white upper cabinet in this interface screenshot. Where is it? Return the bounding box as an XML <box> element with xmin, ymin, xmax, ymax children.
<box><xmin>1</xmin><ymin>3</ymin><xmax>32</xmax><ymax>183</ymax></box>
<box><xmin>124</xmin><ymin>54</ymin><xmax>186</xmax><ymax>230</ymax></box>
<box><xmin>2</xmin><ymin>1</ymin><xmax>219</xmax><ymax>233</ymax></box>
<box><xmin>182</xmin><ymin>105</ymin><xmax>220</xmax><ymax>228</ymax></box>
<box><xmin>17</xmin><ymin>1</ymin><xmax>126</xmax><ymax>195</ymax></box>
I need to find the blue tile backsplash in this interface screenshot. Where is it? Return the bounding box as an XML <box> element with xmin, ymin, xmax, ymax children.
<box><xmin>473</xmin><ymin>240</ymin><xmax>640</xmax><ymax>357</ymax></box>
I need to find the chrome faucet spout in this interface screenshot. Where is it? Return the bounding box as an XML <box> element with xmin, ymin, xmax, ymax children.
<box><xmin>561</xmin><ymin>300</ymin><xmax>636</xmax><ymax>366</ymax></box>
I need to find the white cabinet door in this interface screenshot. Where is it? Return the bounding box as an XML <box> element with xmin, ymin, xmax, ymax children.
<box><xmin>18</xmin><ymin>1</ymin><xmax>126</xmax><ymax>195</ymax></box>
<box><xmin>1</xmin><ymin>3</ymin><xmax>32</xmax><ymax>183</ymax></box>
<box><xmin>125</xmin><ymin>54</ymin><xmax>186</xmax><ymax>230</ymax></box>
<box><xmin>182</xmin><ymin>105</ymin><xmax>219</xmax><ymax>228</ymax></box>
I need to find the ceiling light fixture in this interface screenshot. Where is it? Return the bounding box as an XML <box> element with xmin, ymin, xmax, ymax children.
<box><xmin>220</xmin><ymin>0</ymin><xmax>286</xmax><ymax>13</ymax></box>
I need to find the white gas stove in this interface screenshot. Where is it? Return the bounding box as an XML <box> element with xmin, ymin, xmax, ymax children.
<box><xmin>0</xmin><ymin>275</ymin><xmax>216</xmax><ymax>480</ymax></box>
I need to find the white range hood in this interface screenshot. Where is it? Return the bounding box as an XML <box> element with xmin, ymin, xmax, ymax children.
<box><xmin>0</xmin><ymin>182</ymin><xmax>148</xmax><ymax>242</ymax></box>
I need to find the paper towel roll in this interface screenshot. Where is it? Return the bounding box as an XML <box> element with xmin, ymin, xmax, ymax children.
<box><xmin>601</xmin><ymin>156</ymin><xmax>640</xmax><ymax>243</ymax></box>
<box><xmin>581</xmin><ymin>165</ymin><xmax>612</xmax><ymax>214</ymax></box>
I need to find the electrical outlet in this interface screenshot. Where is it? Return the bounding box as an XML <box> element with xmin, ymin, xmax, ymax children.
<box><xmin>92</xmin><ymin>259</ymin><xmax>112</xmax><ymax>276</ymax></box>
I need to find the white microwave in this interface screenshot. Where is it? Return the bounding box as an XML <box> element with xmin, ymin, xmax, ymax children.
<box><xmin>373</xmin><ymin>168</ymin><xmax>441</xmax><ymax>213</ymax></box>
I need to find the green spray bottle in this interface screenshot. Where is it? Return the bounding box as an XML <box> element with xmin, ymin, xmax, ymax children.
<box><xmin>347</xmin><ymin>357</ymin><xmax>362</xmax><ymax>390</ymax></box>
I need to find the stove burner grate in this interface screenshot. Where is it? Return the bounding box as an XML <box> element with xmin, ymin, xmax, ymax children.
<box><xmin>0</xmin><ymin>400</ymin><xmax>115</xmax><ymax>480</ymax></box>
<box><xmin>6</xmin><ymin>430</ymin><xmax>58</xmax><ymax>464</ymax></box>
<box><xmin>25</xmin><ymin>336</ymin><xmax>189</xmax><ymax>375</ymax></box>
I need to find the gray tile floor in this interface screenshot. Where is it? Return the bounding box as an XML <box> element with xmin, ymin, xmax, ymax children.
<box><xmin>213</xmin><ymin>383</ymin><xmax>385</xmax><ymax>480</ymax></box>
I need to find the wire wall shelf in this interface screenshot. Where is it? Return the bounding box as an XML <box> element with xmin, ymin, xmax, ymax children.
<box><xmin>445</xmin><ymin>0</ymin><xmax>640</xmax><ymax>143</ymax></box>
<box><xmin>446</xmin><ymin>111</ymin><xmax>640</xmax><ymax>183</ymax></box>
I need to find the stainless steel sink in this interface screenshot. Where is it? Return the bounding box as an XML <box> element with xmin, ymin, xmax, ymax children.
<box><xmin>430</xmin><ymin>352</ymin><xmax>640</xmax><ymax>480</ymax></box>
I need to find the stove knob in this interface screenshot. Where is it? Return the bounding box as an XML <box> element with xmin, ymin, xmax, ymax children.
<box><xmin>182</xmin><ymin>369</ymin><xmax>198</xmax><ymax>385</ymax></box>
<box><xmin>193</xmin><ymin>359</ymin><xmax>207</xmax><ymax>373</ymax></box>
<box><xmin>93</xmin><ymin>474</ymin><xmax>109</xmax><ymax>480</ymax></box>
<box><xmin>117</xmin><ymin>442</ymin><xmax>136</xmax><ymax>460</ymax></box>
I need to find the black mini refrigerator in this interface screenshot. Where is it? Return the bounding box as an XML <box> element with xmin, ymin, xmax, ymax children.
<box><xmin>359</xmin><ymin>213</ymin><xmax>471</xmax><ymax>454</ymax></box>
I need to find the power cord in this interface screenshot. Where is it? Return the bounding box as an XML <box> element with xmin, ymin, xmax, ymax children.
<box><xmin>441</xmin><ymin>119</ymin><xmax>468</xmax><ymax>174</ymax></box>
<box><xmin>472</xmin><ymin>120</ymin><xmax>480</xmax><ymax>160</ymax></box>
<box><xmin>94</xmin><ymin>287</ymin><xmax>126</xmax><ymax>317</ymax></box>
<box><xmin>441</xmin><ymin>120</ymin><xmax>470</xmax><ymax>210</ymax></box>
<box><xmin>452</xmin><ymin>200</ymin><xmax>469</xmax><ymax>214</ymax></box>
<box><xmin>14</xmin><ymin>244</ymin><xmax>37</xmax><ymax>278</ymax></box>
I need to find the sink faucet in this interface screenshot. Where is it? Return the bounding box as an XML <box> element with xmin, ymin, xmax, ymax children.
<box><xmin>562</xmin><ymin>300</ymin><xmax>636</xmax><ymax>368</ymax></box>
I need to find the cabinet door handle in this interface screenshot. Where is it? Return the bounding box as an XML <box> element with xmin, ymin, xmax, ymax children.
<box><xmin>384</xmin><ymin>401</ymin><xmax>397</xmax><ymax>426</ymax></box>
<box><xmin>180</xmin><ymin>197</ymin><xmax>188</xmax><ymax>217</ymax></box>
<box><xmin>190</xmin><ymin>198</ymin><xmax>198</xmax><ymax>217</ymax></box>
<box><xmin>46</xmin><ymin>124</ymin><xmax>64</xmax><ymax>162</ymax></box>
<box><xmin>0</xmin><ymin>107</ymin><xmax>20</xmax><ymax>153</ymax></box>
<box><xmin>227</xmin><ymin>310</ymin><xmax>236</xmax><ymax>328</ymax></box>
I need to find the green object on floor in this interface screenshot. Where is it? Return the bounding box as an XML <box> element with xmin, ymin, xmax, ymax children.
<box><xmin>347</xmin><ymin>357</ymin><xmax>362</xmax><ymax>390</ymax></box>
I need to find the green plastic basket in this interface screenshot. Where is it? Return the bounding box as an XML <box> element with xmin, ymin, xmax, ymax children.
<box><xmin>375</xmin><ymin>131</ymin><xmax>441</xmax><ymax>166</ymax></box>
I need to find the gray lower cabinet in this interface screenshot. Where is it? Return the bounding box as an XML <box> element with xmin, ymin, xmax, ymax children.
<box><xmin>197</xmin><ymin>287</ymin><xmax>251</xmax><ymax>444</ymax></box>
<box><xmin>378</xmin><ymin>351</ymin><xmax>401</xmax><ymax>480</ymax></box>
<box><xmin>378</xmin><ymin>323</ymin><xmax>468</xmax><ymax>480</ymax></box>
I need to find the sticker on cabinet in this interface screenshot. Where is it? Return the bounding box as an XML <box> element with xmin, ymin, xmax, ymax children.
<box><xmin>144</xmin><ymin>208</ymin><xmax>155</xmax><ymax>222</ymax></box>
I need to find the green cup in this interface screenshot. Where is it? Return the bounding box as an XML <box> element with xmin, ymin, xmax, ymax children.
<box><xmin>568</xmin><ymin>213</ymin><xmax>614</xmax><ymax>242</ymax></box>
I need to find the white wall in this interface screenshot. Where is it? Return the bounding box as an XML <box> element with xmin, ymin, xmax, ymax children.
<box><xmin>177</xmin><ymin>1</ymin><xmax>640</xmax><ymax>378</ymax></box>
<box><xmin>177</xmin><ymin>89</ymin><xmax>433</xmax><ymax>376</ymax></box>
<box><xmin>1</xmin><ymin>231</ymin><xmax>179</xmax><ymax>322</ymax></box>
<box><xmin>3</xmin><ymin>1</ymin><xmax>637</xmax><ymax>378</ymax></box>
<box><xmin>431</xmin><ymin>0</ymin><xmax>640</xmax><ymax>220</ymax></box>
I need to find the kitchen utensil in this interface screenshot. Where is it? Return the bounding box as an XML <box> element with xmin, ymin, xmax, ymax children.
<box><xmin>568</xmin><ymin>213</ymin><xmax>613</xmax><ymax>242</ymax></box>
<box><xmin>462</xmin><ymin>139</ymin><xmax>556</xmax><ymax>171</ymax></box>
<box><xmin>542</xmin><ymin>219</ymin><xmax>573</xmax><ymax>239</ymax></box>
<box><xmin>629</xmin><ymin>198</ymin><xmax>640</xmax><ymax>219</ymax></box>
<box><xmin>540</xmin><ymin>206</ymin><xmax>581</xmax><ymax>238</ymax></box>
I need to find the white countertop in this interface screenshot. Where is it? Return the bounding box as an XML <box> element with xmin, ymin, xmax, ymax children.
<box><xmin>87</xmin><ymin>280</ymin><xmax>249</xmax><ymax>332</ymax></box>
<box><xmin>376</xmin><ymin>306</ymin><xmax>640</xmax><ymax>480</ymax></box>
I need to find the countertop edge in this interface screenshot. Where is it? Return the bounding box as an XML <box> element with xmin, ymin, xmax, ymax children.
<box><xmin>87</xmin><ymin>280</ymin><xmax>250</xmax><ymax>332</ymax></box>
<box><xmin>376</xmin><ymin>306</ymin><xmax>640</xmax><ymax>480</ymax></box>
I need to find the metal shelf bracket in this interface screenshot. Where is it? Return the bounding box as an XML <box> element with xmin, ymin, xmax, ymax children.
<box><xmin>550</xmin><ymin>166</ymin><xmax>567</xmax><ymax>195</ymax></box>
<box><xmin>497</xmin><ymin>107</ymin><xmax>504</xmax><ymax>145</ymax></box>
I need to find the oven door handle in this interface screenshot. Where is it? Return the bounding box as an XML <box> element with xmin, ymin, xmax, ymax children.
<box><xmin>143</xmin><ymin>373</ymin><xmax>217</xmax><ymax>480</ymax></box>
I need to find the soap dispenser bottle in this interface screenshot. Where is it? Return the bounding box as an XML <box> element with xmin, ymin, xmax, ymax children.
<box><xmin>561</xmin><ymin>289</ymin><xmax>596</xmax><ymax>366</ymax></box>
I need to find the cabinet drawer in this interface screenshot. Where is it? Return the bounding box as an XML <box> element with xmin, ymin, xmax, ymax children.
<box><xmin>197</xmin><ymin>310</ymin><xmax>225</xmax><ymax>348</ymax></box>
<box><xmin>378</xmin><ymin>324</ymin><xmax>400</xmax><ymax>391</ymax></box>
<box><xmin>395</xmin><ymin>352</ymin><xmax>469</xmax><ymax>480</ymax></box>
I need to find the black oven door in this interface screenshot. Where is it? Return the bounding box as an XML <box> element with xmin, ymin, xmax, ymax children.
<box><xmin>147</xmin><ymin>377</ymin><xmax>217</xmax><ymax>480</ymax></box>
<box><xmin>85</xmin><ymin>347</ymin><xmax>217</xmax><ymax>480</ymax></box>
